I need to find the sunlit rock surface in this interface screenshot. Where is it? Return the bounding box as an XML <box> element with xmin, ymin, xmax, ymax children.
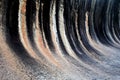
<box><xmin>0</xmin><ymin>0</ymin><xmax>120</xmax><ymax>80</ymax></box>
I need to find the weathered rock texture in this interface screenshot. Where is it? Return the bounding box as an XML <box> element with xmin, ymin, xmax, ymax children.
<box><xmin>0</xmin><ymin>0</ymin><xmax>120</xmax><ymax>80</ymax></box>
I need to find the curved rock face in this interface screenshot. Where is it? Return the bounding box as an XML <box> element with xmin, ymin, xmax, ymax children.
<box><xmin>0</xmin><ymin>0</ymin><xmax>120</xmax><ymax>80</ymax></box>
